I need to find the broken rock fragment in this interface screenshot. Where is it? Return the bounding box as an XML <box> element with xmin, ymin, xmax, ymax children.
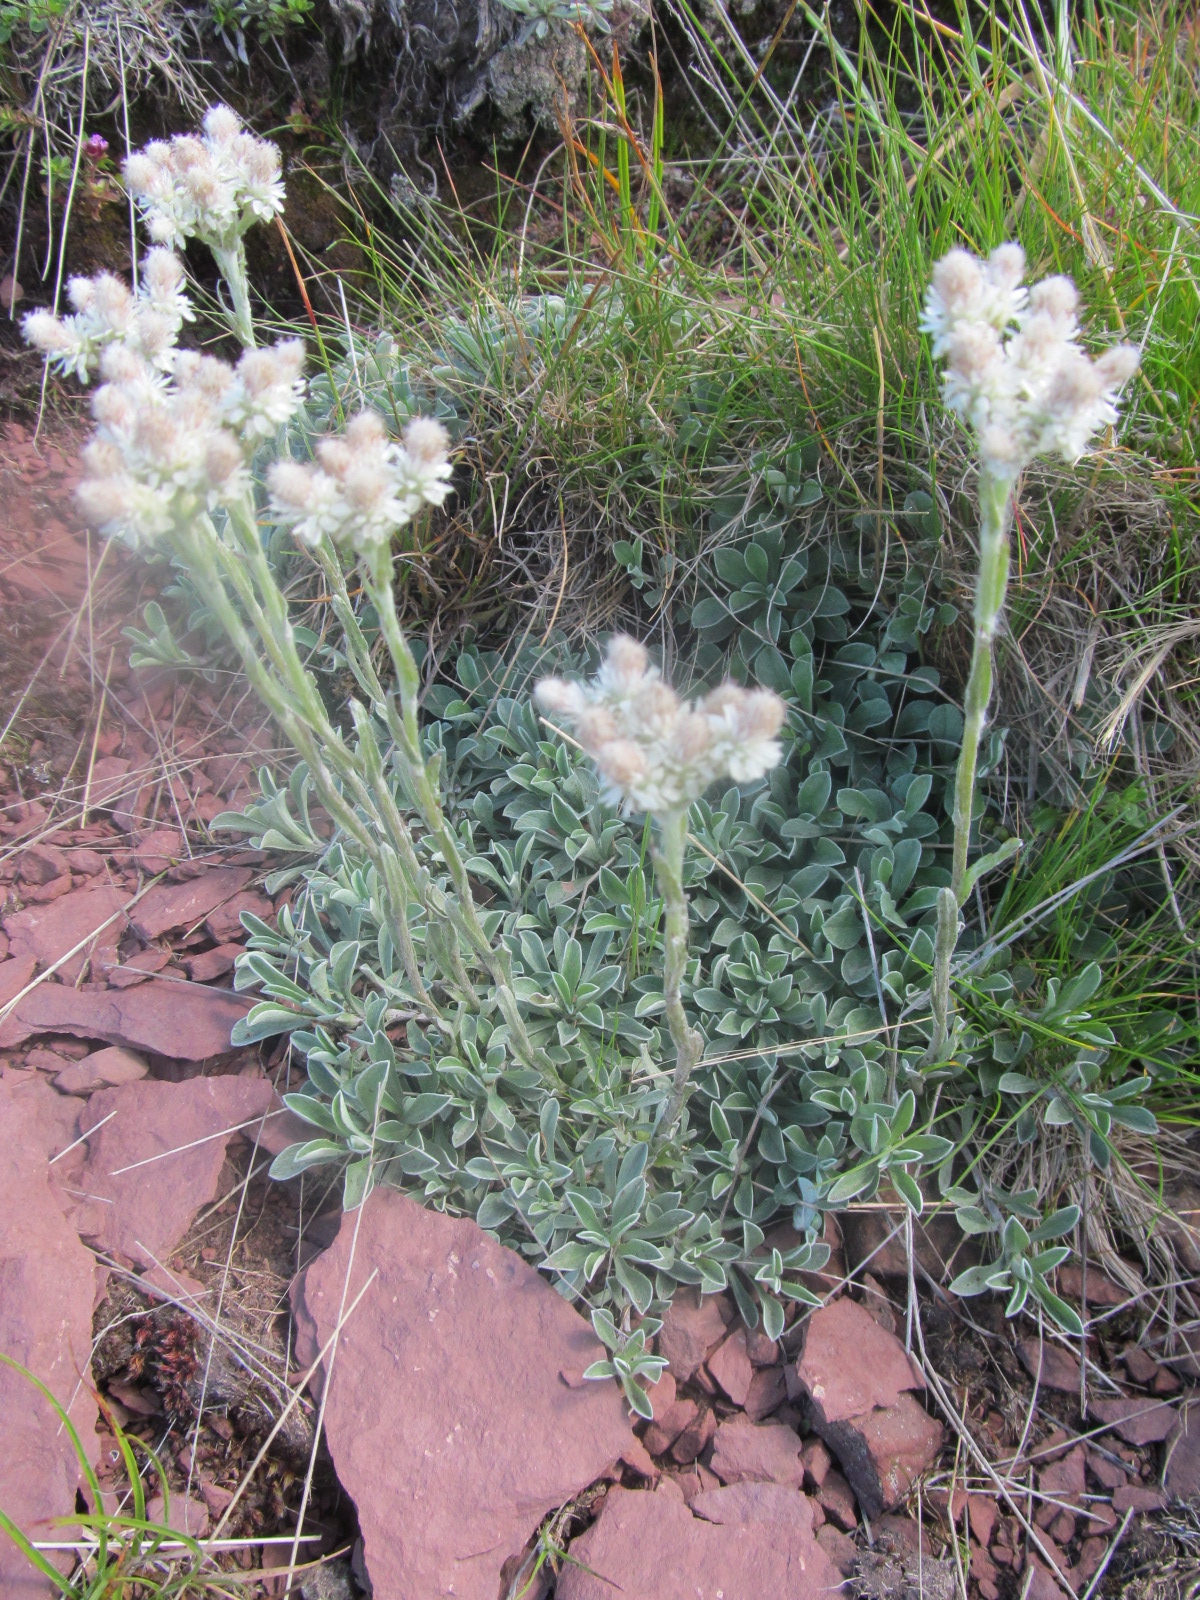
<box><xmin>709</xmin><ymin>1416</ymin><xmax>805</xmax><ymax>1489</ymax></box>
<box><xmin>655</xmin><ymin>1289</ymin><xmax>729</xmax><ymax>1382</ymax></box>
<box><xmin>795</xmin><ymin>1296</ymin><xmax>924</xmax><ymax>1425</ymax></box>
<box><xmin>293</xmin><ymin>1188</ymin><xmax>635</xmax><ymax>1600</ymax></box>
<box><xmin>556</xmin><ymin>1484</ymin><xmax>840</xmax><ymax>1600</ymax></box>
<box><xmin>792</xmin><ymin>1295</ymin><xmax>942</xmax><ymax>1517</ymax></box>
<box><xmin>0</xmin><ymin>1079</ymin><xmax>98</xmax><ymax>1596</ymax></box>
<box><xmin>0</xmin><ymin>978</ymin><xmax>251</xmax><ymax>1057</ymax></box>
<box><xmin>71</xmin><ymin>1075</ymin><xmax>276</xmax><ymax>1270</ymax></box>
<box><xmin>815</xmin><ymin>1390</ymin><xmax>944</xmax><ymax>1520</ymax></box>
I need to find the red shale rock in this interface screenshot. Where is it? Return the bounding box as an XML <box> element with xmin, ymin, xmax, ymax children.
<box><xmin>0</xmin><ymin>978</ymin><xmax>251</xmax><ymax>1057</ymax></box>
<box><xmin>556</xmin><ymin>1485</ymin><xmax>840</xmax><ymax>1600</ymax></box>
<box><xmin>1091</xmin><ymin>1395</ymin><xmax>1178</xmax><ymax>1446</ymax></box>
<box><xmin>709</xmin><ymin>1416</ymin><xmax>805</xmax><ymax>1489</ymax></box>
<box><xmin>292</xmin><ymin>1188</ymin><xmax>635</xmax><ymax>1600</ymax></box>
<box><xmin>0</xmin><ymin>1079</ymin><xmax>98</xmax><ymax>1596</ymax></box>
<box><xmin>130</xmin><ymin>867</ymin><xmax>252</xmax><ymax>941</ymax></box>
<box><xmin>1017</xmin><ymin>1338</ymin><xmax>1082</xmax><ymax>1395</ymax></box>
<box><xmin>816</xmin><ymin>1392</ymin><xmax>944</xmax><ymax>1520</ymax></box>
<box><xmin>53</xmin><ymin>1046</ymin><xmax>148</xmax><ymax>1096</ymax></box>
<box><xmin>1164</xmin><ymin>1399</ymin><xmax>1199</xmax><ymax>1498</ymax></box>
<box><xmin>70</xmin><ymin>1075</ymin><xmax>276</xmax><ymax>1271</ymax></box>
<box><xmin>794</xmin><ymin>1296</ymin><xmax>924</xmax><ymax>1425</ymax></box>
<box><xmin>3</xmin><ymin>882</ymin><xmax>125</xmax><ymax>983</ymax></box>
<box><xmin>706</xmin><ymin>1328</ymin><xmax>753</xmax><ymax>1406</ymax></box>
<box><xmin>656</xmin><ymin>1290</ymin><xmax>730</xmax><ymax>1382</ymax></box>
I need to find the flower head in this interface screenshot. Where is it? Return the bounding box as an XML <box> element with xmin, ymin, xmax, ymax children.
<box><xmin>922</xmin><ymin>243</ymin><xmax>1139</xmax><ymax>474</ymax></box>
<box><xmin>535</xmin><ymin>637</ymin><xmax>786</xmax><ymax>815</ymax></box>
<box><xmin>268</xmin><ymin>409</ymin><xmax>454</xmax><ymax>552</ymax></box>
<box><xmin>21</xmin><ymin>250</ymin><xmax>193</xmax><ymax>384</ymax></box>
<box><xmin>123</xmin><ymin>107</ymin><xmax>285</xmax><ymax>251</ymax></box>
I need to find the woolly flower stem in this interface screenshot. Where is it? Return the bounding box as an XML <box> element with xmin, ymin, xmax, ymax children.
<box><xmin>929</xmin><ymin>466</ymin><xmax>1013</xmax><ymax>1057</ymax></box>
<box><xmin>211</xmin><ymin>242</ymin><xmax>256</xmax><ymax>350</ymax></box>
<box><xmin>951</xmin><ymin>466</ymin><xmax>1014</xmax><ymax>905</ymax></box>
<box><xmin>355</xmin><ymin>546</ymin><xmax>547</xmax><ymax>1075</ymax></box>
<box><xmin>652</xmin><ymin>806</ymin><xmax>704</xmax><ymax>1148</ymax></box>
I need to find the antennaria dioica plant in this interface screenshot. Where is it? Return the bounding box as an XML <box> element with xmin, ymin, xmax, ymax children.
<box><xmin>23</xmin><ymin>107</ymin><xmax>1168</xmax><ymax>1364</ymax></box>
<box><xmin>918</xmin><ymin>245</ymin><xmax>1140</xmax><ymax>1062</ymax></box>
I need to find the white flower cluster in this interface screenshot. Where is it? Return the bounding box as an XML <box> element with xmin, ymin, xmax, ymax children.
<box><xmin>536</xmin><ymin>636</ymin><xmax>786</xmax><ymax>815</ymax></box>
<box><xmin>268</xmin><ymin>413</ymin><xmax>453</xmax><ymax>553</ymax></box>
<box><xmin>76</xmin><ymin>338</ymin><xmax>306</xmax><ymax>547</ymax></box>
<box><xmin>920</xmin><ymin>243</ymin><xmax>1140</xmax><ymax>475</ymax></box>
<box><xmin>122</xmin><ymin>104</ymin><xmax>285</xmax><ymax>251</ymax></box>
<box><xmin>22</xmin><ymin>249</ymin><xmax>192</xmax><ymax>382</ymax></box>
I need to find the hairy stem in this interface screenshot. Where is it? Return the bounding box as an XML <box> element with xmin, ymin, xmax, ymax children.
<box><xmin>357</xmin><ymin>550</ymin><xmax>546</xmax><ymax>1073</ymax></box>
<box><xmin>925</xmin><ymin>887</ymin><xmax>959</xmax><ymax>1063</ymax></box>
<box><xmin>211</xmin><ymin>241</ymin><xmax>256</xmax><ymax>350</ymax></box>
<box><xmin>652</xmin><ymin>806</ymin><xmax>704</xmax><ymax>1147</ymax></box>
<box><xmin>950</xmin><ymin>467</ymin><xmax>1014</xmax><ymax>904</ymax></box>
<box><xmin>928</xmin><ymin>466</ymin><xmax>1014</xmax><ymax>1058</ymax></box>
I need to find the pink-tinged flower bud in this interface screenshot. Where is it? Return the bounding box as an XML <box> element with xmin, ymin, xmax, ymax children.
<box><xmin>605</xmin><ymin>635</ymin><xmax>650</xmax><ymax>683</ymax></box>
<box><xmin>534</xmin><ymin>678</ymin><xmax>587</xmax><ymax>718</ymax></box>
<box><xmin>946</xmin><ymin>321</ymin><xmax>1002</xmax><ymax>382</ymax></box>
<box><xmin>316</xmin><ymin>438</ymin><xmax>353</xmax><ymax>479</ymax></box>
<box><xmin>670</xmin><ymin>712</ymin><xmax>712</xmax><ymax>763</ymax></box>
<box><xmin>121</xmin><ymin>153</ymin><xmax>157</xmax><ymax>195</ymax></box>
<box><xmin>93</xmin><ymin>274</ymin><xmax>133</xmax><ymax>329</ymax></box>
<box><xmin>268</xmin><ymin>459</ymin><xmax>319</xmax><ymax>511</ymax></box>
<box><xmin>20</xmin><ymin>310</ymin><xmax>71</xmax><ymax>353</ymax></box>
<box><xmin>403</xmin><ymin>416</ymin><xmax>450</xmax><ymax>467</ymax></box>
<box><xmin>92</xmin><ymin>384</ymin><xmax>135</xmax><ymax>431</ymax></box>
<box><xmin>66</xmin><ymin>277</ymin><xmax>95</xmax><ymax>313</ymax></box>
<box><xmin>203</xmin><ymin>104</ymin><xmax>242</xmax><ymax>145</ymax></box>
<box><xmin>737</xmin><ymin>689</ymin><xmax>786</xmax><ymax>741</ymax></box>
<box><xmin>1046</xmin><ymin>348</ymin><xmax>1103</xmax><ymax>413</ymax></box>
<box><xmin>236</xmin><ymin>138</ymin><xmax>281</xmax><ymax>186</ymax></box>
<box><xmin>98</xmin><ymin>343</ymin><xmax>150</xmax><ymax>384</ymax></box>
<box><xmin>632</xmin><ymin>680</ymin><xmax>680</xmax><ymax>734</ymax></box>
<box><xmin>175</xmin><ymin>351</ymin><xmax>234</xmax><ymax>402</ymax></box>
<box><xmin>82</xmin><ymin>438</ymin><xmax>124</xmax><ymax>477</ymax></box>
<box><xmin>575</xmin><ymin>706</ymin><xmax>621</xmax><ymax>750</ymax></box>
<box><xmin>342</xmin><ymin>461</ymin><xmax>391</xmax><ymax>514</ymax></box>
<box><xmin>345</xmin><ymin>409</ymin><xmax>388</xmax><ymax>450</ymax></box>
<box><xmin>134</xmin><ymin>309</ymin><xmax>176</xmax><ymax>360</ymax></box>
<box><xmin>930</xmin><ymin>249</ymin><xmax>983</xmax><ymax>313</ymax></box>
<box><xmin>986</xmin><ymin>241</ymin><xmax>1026</xmax><ymax>290</ymax></box>
<box><xmin>1029</xmin><ymin>275</ymin><xmax>1078</xmax><ymax>322</ymax></box>
<box><xmin>170</xmin><ymin>136</ymin><xmax>208</xmax><ymax>173</ymax></box>
<box><xmin>143</xmin><ymin>248</ymin><xmax>183</xmax><ymax>292</ymax></box>
<box><xmin>698</xmin><ymin>683</ymin><xmax>741</xmax><ymax>718</ymax></box>
<box><xmin>597</xmin><ymin>739</ymin><xmax>647</xmax><ymax>789</ymax></box>
<box><xmin>204</xmin><ymin>431</ymin><xmax>244</xmax><ymax>488</ymax></box>
<box><xmin>77</xmin><ymin>475</ymin><xmax>135</xmax><ymax>525</ymax></box>
<box><xmin>1094</xmin><ymin>344</ymin><xmax>1140</xmax><ymax>388</ymax></box>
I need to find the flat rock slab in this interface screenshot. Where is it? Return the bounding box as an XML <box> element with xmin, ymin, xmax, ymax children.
<box><xmin>0</xmin><ymin>978</ymin><xmax>250</xmax><ymax>1057</ymax></box>
<box><xmin>1017</xmin><ymin>1338</ymin><xmax>1081</xmax><ymax>1395</ymax></box>
<box><xmin>710</xmin><ymin>1416</ymin><xmax>805</xmax><ymax>1488</ymax></box>
<box><xmin>71</xmin><ymin>1075</ymin><xmax>276</xmax><ymax>1270</ymax></box>
<box><xmin>3</xmin><ymin>883</ymin><xmax>125</xmax><ymax>984</ymax></box>
<box><xmin>293</xmin><ymin>1188</ymin><xmax>635</xmax><ymax>1600</ymax></box>
<box><xmin>1164</xmin><ymin>1399</ymin><xmax>1199</xmax><ymax>1497</ymax></box>
<box><xmin>130</xmin><ymin>868</ymin><xmax>253</xmax><ymax>941</ymax></box>
<box><xmin>1091</xmin><ymin>1395</ymin><xmax>1178</xmax><ymax>1446</ymax></box>
<box><xmin>53</xmin><ymin>1046</ymin><xmax>148</xmax><ymax>1096</ymax></box>
<box><xmin>0</xmin><ymin>1080</ymin><xmax>98</xmax><ymax>1596</ymax></box>
<box><xmin>795</xmin><ymin>1296</ymin><xmax>924</xmax><ymax>1425</ymax></box>
<box><xmin>556</xmin><ymin>1485</ymin><xmax>840</xmax><ymax>1600</ymax></box>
